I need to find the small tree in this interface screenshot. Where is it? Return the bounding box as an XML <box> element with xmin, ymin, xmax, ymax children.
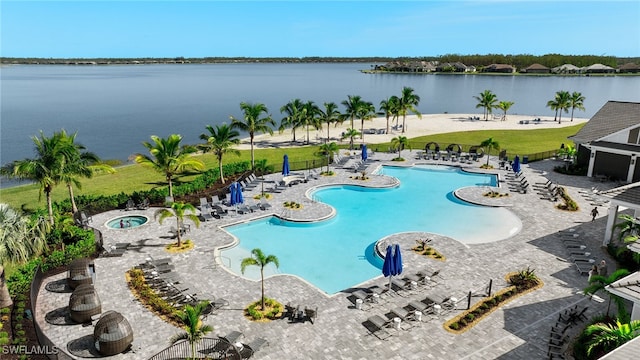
<box><xmin>480</xmin><ymin>138</ymin><xmax>500</xmax><ymax>167</ymax></box>
<box><xmin>584</xmin><ymin>269</ymin><xmax>631</xmax><ymax>321</ymax></box>
<box><xmin>341</xmin><ymin>128</ymin><xmax>361</xmax><ymax>150</ymax></box>
<box><xmin>170</xmin><ymin>300</ymin><xmax>213</xmax><ymax>360</ymax></box>
<box><xmin>585</xmin><ymin>320</ymin><xmax>640</xmax><ymax>357</ymax></box>
<box><xmin>199</xmin><ymin>124</ymin><xmax>240</xmax><ymax>184</ymax></box>
<box><xmin>316</xmin><ymin>142</ymin><xmax>339</xmax><ymax>173</ymax></box>
<box><xmin>155</xmin><ymin>202</ymin><xmax>200</xmax><ymax>247</ymax></box>
<box><xmin>474</xmin><ymin>90</ymin><xmax>498</xmax><ymax>121</ymax></box>
<box><xmin>391</xmin><ymin>136</ymin><xmax>410</xmax><ymax>159</ymax></box>
<box><xmin>240</xmin><ymin>248</ymin><xmax>279</xmax><ymax>310</ymax></box>
<box><xmin>496</xmin><ymin>101</ymin><xmax>515</xmax><ymax>121</ymax></box>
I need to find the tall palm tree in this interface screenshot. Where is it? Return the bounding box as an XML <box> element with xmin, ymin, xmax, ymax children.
<box><xmin>585</xmin><ymin>320</ymin><xmax>640</xmax><ymax>357</ymax></box>
<box><xmin>154</xmin><ymin>201</ymin><xmax>200</xmax><ymax>247</ymax></box>
<box><xmin>135</xmin><ymin>134</ymin><xmax>204</xmax><ymax>199</ymax></box>
<box><xmin>496</xmin><ymin>101</ymin><xmax>515</xmax><ymax>121</ymax></box>
<box><xmin>584</xmin><ymin>269</ymin><xmax>631</xmax><ymax>320</ymax></box>
<box><xmin>480</xmin><ymin>137</ymin><xmax>500</xmax><ymax>167</ymax></box>
<box><xmin>0</xmin><ymin>130</ymin><xmax>74</xmax><ymax>225</ymax></box>
<box><xmin>58</xmin><ymin>130</ymin><xmax>115</xmax><ymax>214</ymax></box>
<box><xmin>0</xmin><ymin>204</ymin><xmax>48</xmax><ymax>307</ymax></box>
<box><xmin>199</xmin><ymin>124</ymin><xmax>240</xmax><ymax>184</ymax></box>
<box><xmin>302</xmin><ymin>100</ymin><xmax>321</xmax><ymax>144</ymax></box>
<box><xmin>398</xmin><ymin>87</ymin><xmax>422</xmax><ymax>133</ymax></box>
<box><xmin>390</xmin><ymin>95</ymin><xmax>401</xmax><ymax>129</ymax></box>
<box><xmin>379</xmin><ymin>96</ymin><xmax>399</xmax><ymax>135</ymax></box>
<box><xmin>279</xmin><ymin>99</ymin><xmax>305</xmax><ymax>143</ymax></box>
<box><xmin>391</xmin><ymin>136</ymin><xmax>411</xmax><ymax>159</ymax></box>
<box><xmin>170</xmin><ymin>300</ymin><xmax>213</xmax><ymax>360</ymax></box>
<box><xmin>357</xmin><ymin>101</ymin><xmax>375</xmax><ymax>143</ymax></box>
<box><xmin>474</xmin><ymin>90</ymin><xmax>498</xmax><ymax>121</ymax></box>
<box><xmin>341</xmin><ymin>128</ymin><xmax>361</xmax><ymax>150</ymax></box>
<box><xmin>569</xmin><ymin>91</ymin><xmax>586</xmax><ymax>122</ymax></box>
<box><xmin>231</xmin><ymin>102</ymin><xmax>275</xmax><ymax>169</ymax></box>
<box><xmin>341</xmin><ymin>95</ymin><xmax>365</xmax><ymax>130</ymax></box>
<box><xmin>240</xmin><ymin>248</ymin><xmax>279</xmax><ymax>310</ymax></box>
<box><xmin>555</xmin><ymin>90</ymin><xmax>571</xmax><ymax>124</ymax></box>
<box><xmin>318</xmin><ymin>102</ymin><xmax>341</xmax><ymax>142</ymax></box>
<box><xmin>546</xmin><ymin>96</ymin><xmax>560</xmax><ymax>121</ymax></box>
<box><xmin>316</xmin><ymin>142</ymin><xmax>339</xmax><ymax>173</ymax></box>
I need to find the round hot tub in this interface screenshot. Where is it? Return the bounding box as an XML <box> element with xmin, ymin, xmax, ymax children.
<box><xmin>106</xmin><ymin>215</ymin><xmax>149</xmax><ymax>229</ymax></box>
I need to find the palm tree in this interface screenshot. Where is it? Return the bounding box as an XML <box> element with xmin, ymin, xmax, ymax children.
<box><xmin>398</xmin><ymin>87</ymin><xmax>422</xmax><ymax>133</ymax></box>
<box><xmin>341</xmin><ymin>95</ymin><xmax>365</xmax><ymax>130</ymax></box>
<box><xmin>231</xmin><ymin>102</ymin><xmax>275</xmax><ymax>169</ymax></box>
<box><xmin>585</xmin><ymin>320</ymin><xmax>640</xmax><ymax>357</ymax></box>
<box><xmin>341</xmin><ymin>128</ymin><xmax>361</xmax><ymax>150</ymax></box>
<box><xmin>555</xmin><ymin>90</ymin><xmax>571</xmax><ymax>124</ymax></box>
<box><xmin>547</xmin><ymin>97</ymin><xmax>560</xmax><ymax>121</ymax></box>
<box><xmin>240</xmin><ymin>248</ymin><xmax>279</xmax><ymax>310</ymax></box>
<box><xmin>474</xmin><ymin>90</ymin><xmax>498</xmax><ymax>121</ymax></box>
<box><xmin>0</xmin><ymin>204</ymin><xmax>48</xmax><ymax>307</ymax></box>
<box><xmin>199</xmin><ymin>124</ymin><xmax>240</xmax><ymax>184</ymax></box>
<box><xmin>301</xmin><ymin>100</ymin><xmax>321</xmax><ymax>144</ymax></box>
<box><xmin>569</xmin><ymin>91</ymin><xmax>586</xmax><ymax>122</ymax></box>
<box><xmin>357</xmin><ymin>101</ymin><xmax>375</xmax><ymax>142</ymax></box>
<box><xmin>496</xmin><ymin>101</ymin><xmax>515</xmax><ymax>121</ymax></box>
<box><xmin>279</xmin><ymin>99</ymin><xmax>305</xmax><ymax>143</ymax></box>
<box><xmin>613</xmin><ymin>214</ymin><xmax>640</xmax><ymax>244</ymax></box>
<box><xmin>584</xmin><ymin>269</ymin><xmax>631</xmax><ymax>320</ymax></box>
<box><xmin>379</xmin><ymin>96</ymin><xmax>398</xmax><ymax>135</ymax></box>
<box><xmin>170</xmin><ymin>300</ymin><xmax>213</xmax><ymax>360</ymax></box>
<box><xmin>480</xmin><ymin>137</ymin><xmax>500</xmax><ymax>167</ymax></box>
<box><xmin>391</xmin><ymin>136</ymin><xmax>411</xmax><ymax>159</ymax></box>
<box><xmin>58</xmin><ymin>130</ymin><xmax>115</xmax><ymax>213</ymax></box>
<box><xmin>134</xmin><ymin>134</ymin><xmax>204</xmax><ymax>199</ymax></box>
<box><xmin>253</xmin><ymin>159</ymin><xmax>273</xmax><ymax>197</ymax></box>
<box><xmin>154</xmin><ymin>201</ymin><xmax>200</xmax><ymax>247</ymax></box>
<box><xmin>0</xmin><ymin>130</ymin><xmax>74</xmax><ymax>225</ymax></box>
<box><xmin>316</xmin><ymin>142</ymin><xmax>339</xmax><ymax>173</ymax></box>
<box><xmin>318</xmin><ymin>102</ymin><xmax>341</xmax><ymax>142</ymax></box>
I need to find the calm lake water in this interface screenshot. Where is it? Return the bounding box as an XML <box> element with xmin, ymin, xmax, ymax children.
<box><xmin>1</xmin><ymin>63</ymin><xmax>639</xmax><ymax>185</ymax></box>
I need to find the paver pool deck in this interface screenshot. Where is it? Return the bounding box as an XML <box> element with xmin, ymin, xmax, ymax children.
<box><xmin>36</xmin><ymin>154</ymin><xmax>621</xmax><ymax>360</ymax></box>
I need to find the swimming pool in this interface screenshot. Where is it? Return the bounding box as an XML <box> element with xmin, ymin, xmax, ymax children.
<box><xmin>222</xmin><ymin>165</ymin><xmax>521</xmax><ymax>294</ymax></box>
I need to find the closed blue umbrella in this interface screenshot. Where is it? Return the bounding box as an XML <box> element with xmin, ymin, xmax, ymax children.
<box><xmin>512</xmin><ymin>155</ymin><xmax>521</xmax><ymax>174</ymax></box>
<box><xmin>393</xmin><ymin>244</ymin><xmax>403</xmax><ymax>276</ymax></box>
<box><xmin>229</xmin><ymin>182</ymin><xmax>238</xmax><ymax>206</ymax></box>
<box><xmin>382</xmin><ymin>245</ymin><xmax>395</xmax><ymax>291</ymax></box>
<box><xmin>235</xmin><ymin>181</ymin><xmax>244</xmax><ymax>204</ymax></box>
<box><xmin>282</xmin><ymin>154</ymin><xmax>290</xmax><ymax>176</ymax></box>
<box><xmin>361</xmin><ymin>144</ymin><xmax>368</xmax><ymax>161</ymax></box>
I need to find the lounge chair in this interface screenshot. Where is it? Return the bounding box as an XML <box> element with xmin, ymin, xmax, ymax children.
<box><xmin>390</xmin><ymin>278</ymin><xmax>413</xmax><ymax>296</ymax></box>
<box><xmin>389</xmin><ymin>306</ymin><xmax>418</xmax><ymax>329</ymax></box>
<box><xmin>239</xmin><ymin>337</ymin><xmax>268</xmax><ymax>359</ymax></box>
<box><xmin>125</xmin><ymin>199</ymin><xmax>135</xmax><ymax>211</ymax></box>
<box><xmin>364</xmin><ymin>315</ymin><xmax>392</xmax><ymax>340</ymax></box>
<box><xmin>236</xmin><ymin>204</ymin><xmax>252</xmax><ymax>214</ymax></box>
<box><xmin>259</xmin><ymin>198</ymin><xmax>272</xmax><ymax>210</ymax></box>
<box><xmin>137</xmin><ymin>198</ymin><xmax>150</xmax><ymax>209</ymax></box>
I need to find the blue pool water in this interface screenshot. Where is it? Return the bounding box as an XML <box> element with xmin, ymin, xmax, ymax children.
<box><xmin>106</xmin><ymin>215</ymin><xmax>149</xmax><ymax>229</ymax></box>
<box><xmin>222</xmin><ymin>165</ymin><xmax>521</xmax><ymax>294</ymax></box>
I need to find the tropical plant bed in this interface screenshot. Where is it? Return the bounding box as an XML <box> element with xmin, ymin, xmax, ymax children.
<box><xmin>349</xmin><ymin>175</ymin><xmax>369</xmax><ymax>180</ymax></box>
<box><xmin>444</xmin><ymin>268</ymin><xmax>543</xmax><ymax>334</ymax></box>
<box><xmin>412</xmin><ymin>241</ymin><xmax>446</xmax><ymax>261</ymax></box>
<box><xmin>165</xmin><ymin>239</ymin><xmax>194</xmax><ymax>253</ymax></box>
<box><xmin>391</xmin><ymin>157</ymin><xmax>405</xmax><ymax>162</ymax></box>
<box><xmin>321</xmin><ymin>171</ymin><xmax>336</xmax><ymax>176</ymax></box>
<box><xmin>483</xmin><ymin>191</ymin><xmax>509</xmax><ymax>198</ymax></box>
<box><xmin>480</xmin><ymin>164</ymin><xmax>494</xmax><ymax>169</ymax></box>
<box><xmin>556</xmin><ymin>186</ymin><xmax>579</xmax><ymax>211</ymax></box>
<box><xmin>244</xmin><ymin>298</ymin><xmax>283</xmax><ymax>322</ymax></box>
<box><xmin>126</xmin><ymin>269</ymin><xmax>181</xmax><ymax>327</ymax></box>
<box><xmin>253</xmin><ymin>193</ymin><xmax>273</xmax><ymax>200</ymax></box>
<box><xmin>283</xmin><ymin>201</ymin><xmax>303</xmax><ymax>210</ymax></box>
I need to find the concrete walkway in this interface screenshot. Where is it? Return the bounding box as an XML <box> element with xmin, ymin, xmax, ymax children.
<box><xmin>36</xmin><ymin>151</ymin><xmax>621</xmax><ymax>359</ymax></box>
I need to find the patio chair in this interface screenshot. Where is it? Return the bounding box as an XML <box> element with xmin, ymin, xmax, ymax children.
<box><xmin>137</xmin><ymin>197</ymin><xmax>150</xmax><ymax>209</ymax></box>
<box><xmin>259</xmin><ymin>198</ymin><xmax>272</xmax><ymax>210</ymax></box>
<box><xmin>351</xmin><ymin>290</ymin><xmax>377</xmax><ymax>309</ymax></box>
<box><xmin>390</xmin><ymin>278</ymin><xmax>412</xmax><ymax>296</ymax></box>
<box><xmin>125</xmin><ymin>199</ymin><xmax>135</xmax><ymax>211</ymax></box>
<box><xmin>364</xmin><ymin>315</ymin><xmax>392</xmax><ymax>340</ymax></box>
<box><xmin>239</xmin><ymin>337</ymin><xmax>268</xmax><ymax>359</ymax></box>
<box><xmin>389</xmin><ymin>307</ymin><xmax>418</xmax><ymax>329</ymax></box>
<box><xmin>304</xmin><ymin>307</ymin><xmax>318</xmax><ymax>324</ymax></box>
<box><xmin>207</xmin><ymin>331</ymin><xmax>243</xmax><ymax>353</ymax></box>
<box><xmin>236</xmin><ymin>204</ymin><xmax>252</xmax><ymax>214</ymax></box>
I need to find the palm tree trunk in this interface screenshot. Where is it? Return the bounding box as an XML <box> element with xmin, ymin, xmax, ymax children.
<box><xmin>260</xmin><ymin>268</ymin><xmax>265</xmax><ymax>309</ymax></box>
<box><xmin>46</xmin><ymin>188</ymin><xmax>54</xmax><ymax>226</ymax></box>
<box><xmin>385</xmin><ymin>115</ymin><xmax>390</xmax><ymax>135</ymax></box>
<box><xmin>571</xmin><ymin>107</ymin><xmax>575</xmax><ymax>122</ymax></box>
<box><xmin>218</xmin><ymin>155</ymin><xmax>225</xmax><ymax>184</ymax></box>
<box><xmin>167</xmin><ymin>176</ymin><xmax>174</xmax><ymax>198</ymax></box>
<box><xmin>402</xmin><ymin>115</ymin><xmax>406</xmax><ymax>133</ymax></box>
<box><xmin>327</xmin><ymin>123</ymin><xmax>330</xmax><ymax>142</ymax></box>
<box><xmin>558</xmin><ymin>111</ymin><xmax>562</xmax><ymax>124</ymax></box>
<box><xmin>176</xmin><ymin>219</ymin><xmax>182</xmax><ymax>247</ymax></box>
<box><xmin>250</xmin><ymin>133</ymin><xmax>255</xmax><ymax>169</ymax></box>
<box><xmin>554</xmin><ymin>109</ymin><xmax>558</xmax><ymax>121</ymax></box>
<box><xmin>68</xmin><ymin>183</ymin><xmax>78</xmax><ymax>214</ymax></box>
<box><xmin>361</xmin><ymin>119</ymin><xmax>365</xmax><ymax>143</ymax></box>
<box><xmin>306</xmin><ymin>124</ymin><xmax>310</xmax><ymax>144</ymax></box>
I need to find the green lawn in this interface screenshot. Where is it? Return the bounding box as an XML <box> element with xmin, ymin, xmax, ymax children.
<box><xmin>0</xmin><ymin>124</ymin><xmax>583</xmax><ymax>210</ymax></box>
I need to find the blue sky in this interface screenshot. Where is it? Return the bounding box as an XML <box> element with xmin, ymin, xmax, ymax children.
<box><xmin>2</xmin><ymin>1</ymin><xmax>639</xmax><ymax>58</ymax></box>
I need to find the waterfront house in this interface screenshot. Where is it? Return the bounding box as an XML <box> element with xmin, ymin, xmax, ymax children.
<box><xmin>582</xmin><ymin>63</ymin><xmax>616</xmax><ymax>74</ymax></box>
<box><xmin>482</xmin><ymin>64</ymin><xmax>516</xmax><ymax>73</ymax></box>
<box><xmin>618</xmin><ymin>62</ymin><xmax>640</xmax><ymax>73</ymax></box>
<box><xmin>569</xmin><ymin>101</ymin><xmax>640</xmax><ymax>182</ymax></box>
<box><xmin>522</xmin><ymin>63</ymin><xmax>550</xmax><ymax>74</ymax></box>
<box><xmin>551</xmin><ymin>64</ymin><xmax>581</xmax><ymax>74</ymax></box>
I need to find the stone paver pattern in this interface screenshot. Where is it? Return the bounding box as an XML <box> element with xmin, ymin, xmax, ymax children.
<box><xmin>36</xmin><ymin>152</ymin><xmax>620</xmax><ymax>359</ymax></box>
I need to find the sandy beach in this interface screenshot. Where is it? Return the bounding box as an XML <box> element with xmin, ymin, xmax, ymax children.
<box><xmin>238</xmin><ymin>113</ymin><xmax>588</xmax><ymax>149</ymax></box>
